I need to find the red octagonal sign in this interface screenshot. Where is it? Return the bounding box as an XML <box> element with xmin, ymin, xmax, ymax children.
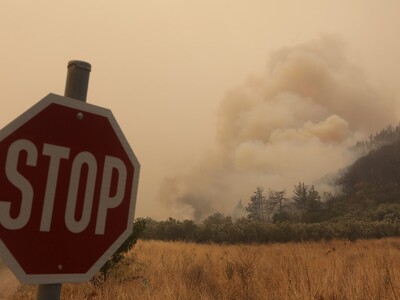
<box><xmin>0</xmin><ymin>94</ymin><xmax>140</xmax><ymax>284</ymax></box>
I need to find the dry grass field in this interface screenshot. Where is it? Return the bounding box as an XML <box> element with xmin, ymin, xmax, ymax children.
<box><xmin>13</xmin><ymin>238</ymin><xmax>400</xmax><ymax>299</ymax></box>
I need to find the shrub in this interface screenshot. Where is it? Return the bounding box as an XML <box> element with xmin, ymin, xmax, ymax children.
<box><xmin>93</xmin><ymin>218</ymin><xmax>146</xmax><ymax>283</ymax></box>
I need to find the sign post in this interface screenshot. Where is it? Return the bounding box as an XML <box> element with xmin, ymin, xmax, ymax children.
<box><xmin>0</xmin><ymin>61</ymin><xmax>140</xmax><ymax>299</ymax></box>
<box><xmin>37</xmin><ymin>60</ymin><xmax>91</xmax><ymax>299</ymax></box>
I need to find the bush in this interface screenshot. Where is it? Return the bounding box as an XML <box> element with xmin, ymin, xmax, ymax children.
<box><xmin>93</xmin><ymin>218</ymin><xmax>146</xmax><ymax>283</ymax></box>
<box><xmin>141</xmin><ymin>216</ymin><xmax>400</xmax><ymax>245</ymax></box>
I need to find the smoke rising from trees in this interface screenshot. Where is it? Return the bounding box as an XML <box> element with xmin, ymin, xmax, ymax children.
<box><xmin>160</xmin><ymin>36</ymin><xmax>397</xmax><ymax>221</ymax></box>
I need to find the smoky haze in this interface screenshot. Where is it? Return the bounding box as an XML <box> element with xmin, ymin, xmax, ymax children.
<box><xmin>160</xmin><ymin>36</ymin><xmax>397</xmax><ymax>221</ymax></box>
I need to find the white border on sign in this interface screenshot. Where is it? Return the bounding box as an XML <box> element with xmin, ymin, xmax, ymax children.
<box><xmin>0</xmin><ymin>93</ymin><xmax>140</xmax><ymax>284</ymax></box>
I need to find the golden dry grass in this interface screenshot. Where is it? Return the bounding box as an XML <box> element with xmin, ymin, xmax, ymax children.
<box><xmin>14</xmin><ymin>238</ymin><xmax>400</xmax><ymax>299</ymax></box>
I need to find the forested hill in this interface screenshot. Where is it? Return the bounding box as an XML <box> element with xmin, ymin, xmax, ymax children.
<box><xmin>312</xmin><ymin>134</ymin><xmax>400</xmax><ymax>226</ymax></box>
<box><xmin>330</xmin><ymin>125</ymin><xmax>400</xmax><ymax>214</ymax></box>
<box><xmin>350</xmin><ymin>123</ymin><xmax>400</xmax><ymax>155</ymax></box>
<box><xmin>340</xmin><ymin>139</ymin><xmax>400</xmax><ymax>199</ymax></box>
<box><xmin>323</xmin><ymin>125</ymin><xmax>400</xmax><ymax>220</ymax></box>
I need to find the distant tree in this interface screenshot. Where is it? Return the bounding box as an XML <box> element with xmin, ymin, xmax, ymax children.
<box><xmin>272</xmin><ymin>211</ymin><xmax>291</xmax><ymax>223</ymax></box>
<box><xmin>292</xmin><ymin>182</ymin><xmax>308</xmax><ymax>214</ymax></box>
<box><xmin>292</xmin><ymin>182</ymin><xmax>323</xmax><ymax>222</ymax></box>
<box><xmin>246</xmin><ymin>186</ymin><xmax>268</xmax><ymax>222</ymax></box>
<box><xmin>203</xmin><ymin>212</ymin><xmax>226</xmax><ymax>226</ymax></box>
<box><xmin>307</xmin><ymin>186</ymin><xmax>321</xmax><ymax>207</ymax></box>
<box><xmin>370</xmin><ymin>203</ymin><xmax>400</xmax><ymax>222</ymax></box>
<box><xmin>232</xmin><ymin>200</ymin><xmax>248</xmax><ymax>220</ymax></box>
<box><xmin>199</xmin><ymin>212</ymin><xmax>234</xmax><ymax>243</ymax></box>
<box><xmin>350</xmin><ymin>123</ymin><xmax>400</xmax><ymax>155</ymax></box>
<box><xmin>303</xmin><ymin>185</ymin><xmax>324</xmax><ymax>222</ymax></box>
<box><xmin>268</xmin><ymin>189</ymin><xmax>288</xmax><ymax>213</ymax></box>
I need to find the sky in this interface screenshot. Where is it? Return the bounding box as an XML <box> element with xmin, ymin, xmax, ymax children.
<box><xmin>1</xmin><ymin>1</ymin><xmax>400</xmax><ymax>220</ymax></box>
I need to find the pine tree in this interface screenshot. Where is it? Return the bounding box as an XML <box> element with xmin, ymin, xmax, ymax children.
<box><xmin>292</xmin><ymin>182</ymin><xmax>308</xmax><ymax>214</ymax></box>
<box><xmin>292</xmin><ymin>182</ymin><xmax>323</xmax><ymax>222</ymax></box>
<box><xmin>232</xmin><ymin>200</ymin><xmax>248</xmax><ymax>220</ymax></box>
<box><xmin>307</xmin><ymin>185</ymin><xmax>321</xmax><ymax>209</ymax></box>
<box><xmin>268</xmin><ymin>189</ymin><xmax>288</xmax><ymax>213</ymax></box>
<box><xmin>246</xmin><ymin>186</ymin><xmax>267</xmax><ymax>222</ymax></box>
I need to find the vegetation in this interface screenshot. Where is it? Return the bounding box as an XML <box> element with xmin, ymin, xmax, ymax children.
<box><xmin>350</xmin><ymin>123</ymin><xmax>400</xmax><ymax>155</ymax></box>
<box><xmin>138</xmin><ymin>124</ymin><xmax>400</xmax><ymax>244</ymax></box>
<box><xmin>141</xmin><ymin>214</ymin><xmax>400</xmax><ymax>244</ymax></box>
<box><xmin>246</xmin><ymin>186</ymin><xmax>268</xmax><ymax>222</ymax></box>
<box><xmin>14</xmin><ymin>238</ymin><xmax>400</xmax><ymax>299</ymax></box>
<box><xmin>93</xmin><ymin>218</ymin><xmax>146</xmax><ymax>284</ymax></box>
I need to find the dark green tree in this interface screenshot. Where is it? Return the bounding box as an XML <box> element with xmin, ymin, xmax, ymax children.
<box><xmin>302</xmin><ymin>185</ymin><xmax>323</xmax><ymax>222</ymax></box>
<box><xmin>307</xmin><ymin>185</ymin><xmax>321</xmax><ymax>207</ymax></box>
<box><xmin>292</xmin><ymin>182</ymin><xmax>323</xmax><ymax>222</ymax></box>
<box><xmin>292</xmin><ymin>182</ymin><xmax>308</xmax><ymax>214</ymax></box>
<box><xmin>268</xmin><ymin>189</ymin><xmax>288</xmax><ymax>213</ymax></box>
<box><xmin>246</xmin><ymin>186</ymin><xmax>268</xmax><ymax>222</ymax></box>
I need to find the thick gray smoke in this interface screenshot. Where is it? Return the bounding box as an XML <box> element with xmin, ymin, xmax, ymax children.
<box><xmin>160</xmin><ymin>36</ymin><xmax>397</xmax><ymax>221</ymax></box>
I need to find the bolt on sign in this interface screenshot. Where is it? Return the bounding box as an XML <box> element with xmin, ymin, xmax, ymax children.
<box><xmin>0</xmin><ymin>93</ymin><xmax>140</xmax><ymax>284</ymax></box>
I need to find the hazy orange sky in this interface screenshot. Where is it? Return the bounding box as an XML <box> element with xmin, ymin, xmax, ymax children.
<box><xmin>1</xmin><ymin>1</ymin><xmax>400</xmax><ymax>220</ymax></box>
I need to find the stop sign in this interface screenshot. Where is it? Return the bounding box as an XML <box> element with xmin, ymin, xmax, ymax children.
<box><xmin>0</xmin><ymin>93</ymin><xmax>140</xmax><ymax>284</ymax></box>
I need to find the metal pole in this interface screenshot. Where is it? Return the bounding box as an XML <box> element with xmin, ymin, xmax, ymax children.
<box><xmin>64</xmin><ymin>60</ymin><xmax>91</xmax><ymax>101</ymax></box>
<box><xmin>37</xmin><ymin>60</ymin><xmax>91</xmax><ymax>300</ymax></box>
<box><xmin>37</xmin><ymin>284</ymin><xmax>62</xmax><ymax>300</ymax></box>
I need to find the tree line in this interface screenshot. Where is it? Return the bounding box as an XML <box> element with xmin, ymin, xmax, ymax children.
<box><xmin>139</xmin><ymin>211</ymin><xmax>400</xmax><ymax>244</ymax></box>
<box><xmin>138</xmin><ymin>175</ymin><xmax>400</xmax><ymax>244</ymax></box>
<box><xmin>244</xmin><ymin>183</ymin><xmax>323</xmax><ymax>224</ymax></box>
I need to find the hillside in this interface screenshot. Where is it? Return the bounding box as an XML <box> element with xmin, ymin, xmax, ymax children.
<box><xmin>330</xmin><ymin>125</ymin><xmax>400</xmax><ymax>206</ymax></box>
<box><xmin>339</xmin><ymin>139</ymin><xmax>400</xmax><ymax>203</ymax></box>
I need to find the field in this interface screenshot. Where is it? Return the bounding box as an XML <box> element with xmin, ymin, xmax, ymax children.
<box><xmin>14</xmin><ymin>238</ymin><xmax>400</xmax><ymax>299</ymax></box>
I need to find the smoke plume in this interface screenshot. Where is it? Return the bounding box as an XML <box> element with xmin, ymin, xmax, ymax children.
<box><xmin>160</xmin><ymin>36</ymin><xmax>397</xmax><ymax>221</ymax></box>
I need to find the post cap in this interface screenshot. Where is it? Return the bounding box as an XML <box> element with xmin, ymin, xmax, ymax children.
<box><xmin>67</xmin><ymin>60</ymin><xmax>91</xmax><ymax>72</ymax></box>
